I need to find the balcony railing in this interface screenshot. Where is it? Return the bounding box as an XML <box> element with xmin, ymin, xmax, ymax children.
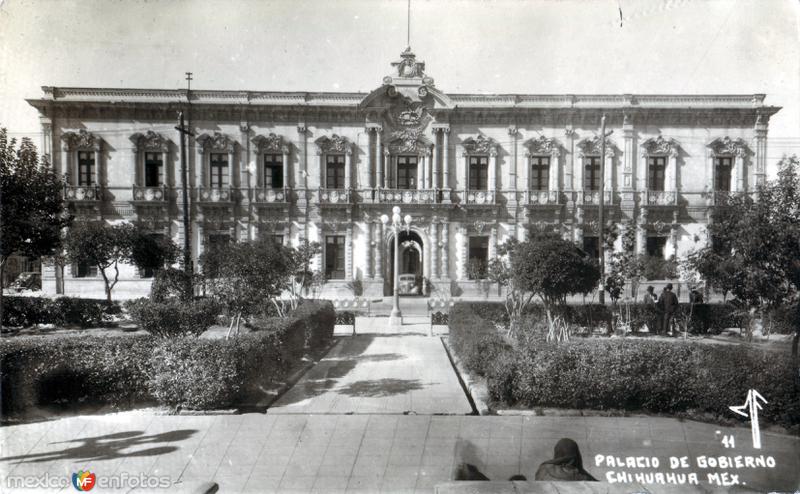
<box><xmin>525</xmin><ymin>190</ymin><xmax>561</xmax><ymax>206</ymax></box>
<box><xmin>641</xmin><ymin>190</ymin><xmax>678</xmax><ymax>207</ymax></box>
<box><xmin>131</xmin><ymin>184</ymin><xmax>167</xmax><ymax>203</ymax></box>
<box><xmin>64</xmin><ymin>184</ymin><xmax>101</xmax><ymax>202</ymax></box>
<box><xmin>463</xmin><ymin>190</ymin><xmax>496</xmax><ymax>205</ymax></box>
<box><xmin>196</xmin><ymin>186</ymin><xmax>233</xmax><ymax>203</ymax></box>
<box><xmin>251</xmin><ymin>187</ymin><xmax>290</xmax><ymax>204</ymax></box>
<box><xmin>579</xmin><ymin>190</ymin><xmax>614</xmax><ymax>205</ymax></box>
<box><xmin>318</xmin><ymin>188</ymin><xmax>351</xmax><ymax>204</ymax></box>
<box><xmin>377</xmin><ymin>188</ymin><xmax>437</xmax><ymax>204</ymax></box>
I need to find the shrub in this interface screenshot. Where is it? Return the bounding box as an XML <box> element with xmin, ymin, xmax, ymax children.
<box><xmin>335</xmin><ymin>311</ymin><xmax>356</xmax><ymax>325</ymax></box>
<box><xmin>291</xmin><ymin>300</ymin><xmax>335</xmax><ymax>352</ymax></box>
<box><xmin>449</xmin><ymin>303</ymin><xmax>512</xmax><ymax>377</ymax></box>
<box><xmin>431</xmin><ymin>312</ymin><xmax>449</xmax><ymax>325</ymax></box>
<box><xmin>125</xmin><ymin>298</ymin><xmax>220</xmax><ymax>337</ymax></box>
<box><xmin>0</xmin><ymin>335</ymin><xmax>154</xmax><ymax>415</ymax></box>
<box><xmin>2</xmin><ymin>296</ymin><xmax>119</xmax><ymax>328</ymax></box>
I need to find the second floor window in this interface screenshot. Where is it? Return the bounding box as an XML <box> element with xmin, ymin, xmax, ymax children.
<box><xmin>144</xmin><ymin>152</ymin><xmax>163</xmax><ymax>187</ymax></box>
<box><xmin>210</xmin><ymin>153</ymin><xmax>229</xmax><ymax>188</ymax></box>
<box><xmin>469</xmin><ymin>156</ymin><xmax>488</xmax><ymax>190</ymax></box>
<box><xmin>326</xmin><ymin>155</ymin><xmax>345</xmax><ymax>189</ymax></box>
<box><xmin>78</xmin><ymin>152</ymin><xmax>94</xmax><ymax>186</ymax></box>
<box><xmin>715</xmin><ymin>157</ymin><xmax>732</xmax><ymax>192</ymax></box>
<box><xmin>325</xmin><ymin>235</ymin><xmax>345</xmax><ymax>279</ymax></box>
<box><xmin>584</xmin><ymin>157</ymin><xmax>600</xmax><ymax>191</ymax></box>
<box><xmin>648</xmin><ymin>156</ymin><xmax>666</xmax><ymax>191</ymax></box>
<box><xmin>530</xmin><ymin>156</ymin><xmax>550</xmax><ymax>191</ymax></box>
<box><xmin>397</xmin><ymin>156</ymin><xmax>418</xmax><ymax>189</ymax></box>
<box><xmin>583</xmin><ymin>236</ymin><xmax>599</xmax><ymax>259</ymax></box>
<box><xmin>264</xmin><ymin>154</ymin><xmax>283</xmax><ymax>189</ymax></box>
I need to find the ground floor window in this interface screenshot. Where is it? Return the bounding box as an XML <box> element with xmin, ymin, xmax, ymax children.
<box><xmin>140</xmin><ymin>233</ymin><xmax>167</xmax><ymax>278</ymax></box>
<box><xmin>583</xmin><ymin>236</ymin><xmax>599</xmax><ymax>259</ymax></box>
<box><xmin>646</xmin><ymin>236</ymin><xmax>667</xmax><ymax>258</ymax></box>
<box><xmin>467</xmin><ymin>236</ymin><xmax>488</xmax><ymax>279</ymax></box>
<box><xmin>73</xmin><ymin>262</ymin><xmax>98</xmax><ymax>278</ymax></box>
<box><xmin>325</xmin><ymin>235</ymin><xmax>345</xmax><ymax>279</ymax></box>
<box><xmin>270</xmin><ymin>234</ymin><xmax>284</xmax><ymax>245</ymax></box>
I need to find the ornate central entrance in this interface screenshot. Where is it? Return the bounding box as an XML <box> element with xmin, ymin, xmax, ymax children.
<box><xmin>387</xmin><ymin>229</ymin><xmax>424</xmax><ymax>296</ymax></box>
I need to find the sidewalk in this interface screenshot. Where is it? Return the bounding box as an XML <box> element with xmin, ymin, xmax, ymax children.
<box><xmin>1</xmin><ymin>413</ymin><xmax>798</xmax><ymax>493</ymax></box>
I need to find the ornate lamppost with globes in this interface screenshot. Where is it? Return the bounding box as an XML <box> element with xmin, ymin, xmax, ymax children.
<box><xmin>381</xmin><ymin>206</ymin><xmax>412</xmax><ymax>328</ymax></box>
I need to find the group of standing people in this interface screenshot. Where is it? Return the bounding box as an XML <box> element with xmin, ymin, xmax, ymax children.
<box><xmin>642</xmin><ymin>283</ymin><xmax>704</xmax><ymax>335</ymax></box>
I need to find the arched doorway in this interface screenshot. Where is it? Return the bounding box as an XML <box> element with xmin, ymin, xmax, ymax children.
<box><xmin>386</xmin><ymin>229</ymin><xmax>424</xmax><ymax>296</ymax></box>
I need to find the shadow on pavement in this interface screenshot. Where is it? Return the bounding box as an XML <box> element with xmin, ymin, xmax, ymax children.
<box><xmin>338</xmin><ymin>378</ymin><xmax>427</xmax><ymax>397</ymax></box>
<box><xmin>0</xmin><ymin>429</ymin><xmax>197</xmax><ymax>464</ymax></box>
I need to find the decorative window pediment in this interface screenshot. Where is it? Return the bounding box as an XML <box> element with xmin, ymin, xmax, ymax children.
<box><xmin>315</xmin><ymin>134</ymin><xmax>352</xmax><ymax>155</ymax></box>
<box><xmin>641</xmin><ymin>135</ymin><xmax>679</xmax><ymax>157</ymax></box>
<box><xmin>462</xmin><ymin>134</ymin><xmax>497</xmax><ymax>156</ymax></box>
<box><xmin>707</xmin><ymin>136</ymin><xmax>747</xmax><ymax>157</ymax></box>
<box><xmin>577</xmin><ymin>135</ymin><xmax>615</xmax><ymax>157</ymax></box>
<box><xmin>252</xmin><ymin>133</ymin><xmax>289</xmax><ymax>154</ymax></box>
<box><xmin>196</xmin><ymin>132</ymin><xmax>234</xmax><ymax>152</ymax></box>
<box><xmin>130</xmin><ymin>130</ymin><xmax>169</xmax><ymax>152</ymax></box>
<box><xmin>61</xmin><ymin>129</ymin><xmax>101</xmax><ymax>151</ymax></box>
<box><xmin>524</xmin><ymin>135</ymin><xmax>560</xmax><ymax>157</ymax></box>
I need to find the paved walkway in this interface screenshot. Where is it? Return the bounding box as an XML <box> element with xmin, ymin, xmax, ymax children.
<box><xmin>1</xmin><ymin>413</ymin><xmax>798</xmax><ymax>493</ymax></box>
<box><xmin>270</xmin><ymin>336</ymin><xmax>473</xmax><ymax>415</ymax></box>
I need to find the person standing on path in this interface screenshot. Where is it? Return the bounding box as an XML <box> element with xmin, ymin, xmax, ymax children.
<box><xmin>659</xmin><ymin>283</ymin><xmax>679</xmax><ymax>336</ymax></box>
<box><xmin>534</xmin><ymin>438</ymin><xmax>597</xmax><ymax>481</ymax></box>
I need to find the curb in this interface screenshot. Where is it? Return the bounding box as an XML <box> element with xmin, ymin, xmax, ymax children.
<box><xmin>440</xmin><ymin>337</ymin><xmax>489</xmax><ymax>415</ymax></box>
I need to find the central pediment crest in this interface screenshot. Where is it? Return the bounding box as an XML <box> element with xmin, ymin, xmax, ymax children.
<box><xmin>577</xmin><ymin>135</ymin><xmax>616</xmax><ymax>157</ymax></box>
<box><xmin>197</xmin><ymin>132</ymin><xmax>234</xmax><ymax>152</ymax></box>
<box><xmin>387</xmin><ymin>128</ymin><xmax>432</xmax><ymax>155</ymax></box>
<box><xmin>641</xmin><ymin>135</ymin><xmax>679</xmax><ymax>157</ymax></box>
<box><xmin>525</xmin><ymin>135</ymin><xmax>560</xmax><ymax>156</ymax></box>
<box><xmin>707</xmin><ymin>136</ymin><xmax>747</xmax><ymax>157</ymax></box>
<box><xmin>61</xmin><ymin>129</ymin><xmax>101</xmax><ymax>151</ymax></box>
<box><xmin>252</xmin><ymin>133</ymin><xmax>289</xmax><ymax>154</ymax></box>
<box><xmin>316</xmin><ymin>134</ymin><xmax>352</xmax><ymax>155</ymax></box>
<box><xmin>130</xmin><ymin>130</ymin><xmax>169</xmax><ymax>152</ymax></box>
<box><xmin>463</xmin><ymin>134</ymin><xmax>497</xmax><ymax>155</ymax></box>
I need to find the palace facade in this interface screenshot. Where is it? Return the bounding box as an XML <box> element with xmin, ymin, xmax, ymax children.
<box><xmin>27</xmin><ymin>48</ymin><xmax>781</xmax><ymax>299</ymax></box>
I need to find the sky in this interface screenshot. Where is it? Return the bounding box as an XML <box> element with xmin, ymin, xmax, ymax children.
<box><xmin>1</xmin><ymin>0</ymin><xmax>798</xmax><ymax>162</ymax></box>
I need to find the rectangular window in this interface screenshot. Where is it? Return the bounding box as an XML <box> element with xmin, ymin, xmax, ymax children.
<box><xmin>144</xmin><ymin>152</ymin><xmax>163</xmax><ymax>187</ymax></box>
<box><xmin>648</xmin><ymin>156</ymin><xmax>666</xmax><ymax>191</ymax></box>
<box><xmin>396</xmin><ymin>155</ymin><xmax>418</xmax><ymax>189</ymax></box>
<box><xmin>325</xmin><ymin>235</ymin><xmax>345</xmax><ymax>280</ymax></box>
<box><xmin>141</xmin><ymin>233</ymin><xmax>166</xmax><ymax>278</ymax></box>
<box><xmin>326</xmin><ymin>155</ymin><xmax>345</xmax><ymax>189</ymax></box>
<box><xmin>467</xmin><ymin>236</ymin><xmax>489</xmax><ymax>280</ymax></box>
<box><xmin>584</xmin><ymin>157</ymin><xmax>600</xmax><ymax>191</ymax></box>
<box><xmin>264</xmin><ymin>154</ymin><xmax>283</xmax><ymax>189</ymax></box>
<box><xmin>583</xmin><ymin>236</ymin><xmax>599</xmax><ymax>259</ymax></box>
<box><xmin>77</xmin><ymin>152</ymin><xmax>94</xmax><ymax>186</ymax></box>
<box><xmin>715</xmin><ymin>157</ymin><xmax>733</xmax><ymax>192</ymax></box>
<box><xmin>646</xmin><ymin>236</ymin><xmax>667</xmax><ymax>258</ymax></box>
<box><xmin>530</xmin><ymin>156</ymin><xmax>550</xmax><ymax>191</ymax></box>
<box><xmin>271</xmin><ymin>235</ymin><xmax>284</xmax><ymax>245</ymax></box>
<box><xmin>469</xmin><ymin>156</ymin><xmax>488</xmax><ymax>190</ymax></box>
<box><xmin>209</xmin><ymin>153</ymin><xmax>229</xmax><ymax>188</ymax></box>
<box><xmin>74</xmin><ymin>262</ymin><xmax>98</xmax><ymax>278</ymax></box>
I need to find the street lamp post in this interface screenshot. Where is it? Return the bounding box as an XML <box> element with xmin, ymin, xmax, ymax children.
<box><xmin>381</xmin><ymin>206</ymin><xmax>412</xmax><ymax>328</ymax></box>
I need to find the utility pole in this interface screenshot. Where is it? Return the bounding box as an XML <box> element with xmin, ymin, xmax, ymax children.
<box><xmin>176</xmin><ymin>72</ymin><xmax>194</xmax><ymax>299</ymax></box>
<box><xmin>598</xmin><ymin>114</ymin><xmax>613</xmax><ymax>305</ymax></box>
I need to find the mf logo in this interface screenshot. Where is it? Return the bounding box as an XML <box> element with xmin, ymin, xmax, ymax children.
<box><xmin>72</xmin><ymin>470</ymin><xmax>96</xmax><ymax>491</ymax></box>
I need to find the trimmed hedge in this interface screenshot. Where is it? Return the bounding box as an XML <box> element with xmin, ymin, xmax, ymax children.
<box><xmin>2</xmin><ymin>296</ymin><xmax>121</xmax><ymax>328</ymax></box>
<box><xmin>0</xmin><ymin>300</ymin><xmax>336</xmax><ymax>414</ymax></box>
<box><xmin>125</xmin><ymin>298</ymin><xmax>220</xmax><ymax>337</ymax></box>
<box><xmin>449</xmin><ymin>303</ymin><xmax>800</xmax><ymax>430</ymax></box>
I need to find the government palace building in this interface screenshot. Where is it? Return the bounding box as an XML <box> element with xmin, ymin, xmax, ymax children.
<box><xmin>27</xmin><ymin>48</ymin><xmax>781</xmax><ymax>299</ymax></box>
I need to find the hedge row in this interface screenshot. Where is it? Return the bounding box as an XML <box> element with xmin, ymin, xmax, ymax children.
<box><xmin>0</xmin><ymin>300</ymin><xmax>335</xmax><ymax>414</ymax></box>
<box><xmin>2</xmin><ymin>296</ymin><xmax>121</xmax><ymax>328</ymax></box>
<box><xmin>449</xmin><ymin>303</ymin><xmax>800</xmax><ymax>429</ymax></box>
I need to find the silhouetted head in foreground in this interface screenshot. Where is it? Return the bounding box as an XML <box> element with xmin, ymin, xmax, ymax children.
<box><xmin>534</xmin><ymin>438</ymin><xmax>597</xmax><ymax>482</ymax></box>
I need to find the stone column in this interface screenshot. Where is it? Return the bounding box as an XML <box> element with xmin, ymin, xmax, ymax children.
<box><xmin>227</xmin><ymin>148</ymin><xmax>235</xmax><ymax>189</ymax></box>
<box><xmin>441</xmin><ymin>223</ymin><xmax>449</xmax><ymax>279</ymax></box>
<box><xmin>667</xmin><ymin>149</ymin><xmax>678</xmax><ymax>192</ymax></box>
<box><xmin>488</xmin><ymin>148</ymin><xmax>497</xmax><ymax>191</ymax></box>
<box><xmin>443</xmin><ymin>129</ymin><xmax>450</xmax><ymax>190</ymax></box>
<box><xmin>196</xmin><ymin>144</ymin><xmax>204</xmax><ymax>187</ymax></box>
<box><xmin>459</xmin><ymin>225</ymin><xmax>469</xmax><ymax>280</ymax></box>
<box><xmin>297</xmin><ymin>125</ymin><xmax>308</xmax><ymax>189</ymax></box>
<box><xmin>622</xmin><ymin>118</ymin><xmax>634</xmax><ymax>190</ymax></box>
<box><xmin>524</xmin><ymin>153</ymin><xmax>531</xmax><ymax>192</ymax></box>
<box><xmin>549</xmin><ymin>150</ymin><xmax>560</xmax><ymax>192</ymax></box>
<box><xmin>508</xmin><ymin>126</ymin><xmax>518</xmax><ymax>191</ymax></box>
<box><xmin>489</xmin><ymin>225</ymin><xmax>498</xmax><ymax>260</ymax></box>
<box><xmin>39</xmin><ymin>117</ymin><xmax>53</xmax><ymax>167</ymax></box>
<box><xmin>345</xmin><ymin>223</ymin><xmax>353</xmax><ymax>279</ymax></box>
<box><xmin>383</xmin><ymin>150</ymin><xmax>391</xmax><ymax>188</ymax></box>
<box><xmin>735</xmin><ymin>152</ymin><xmax>745</xmax><ymax>192</ymax></box>
<box><xmin>318</xmin><ymin>151</ymin><xmax>325</xmax><ymax>189</ymax></box>
<box><xmin>282</xmin><ymin>149</ymin><xmax>289</xmax><ymax>189</ymax></box>
<box><xmin>375</xmin><ymin>222</ymin><xmax>383</xmax><ymax>278</ymax></box>
<box><xmin>707</xmin><ymin>150</ymin><xmax>716</xmax><ymax>200</ymax></box>
<box><xmin>430</xmin><ymin>222</ymin><xmax>439</xmax><ymax>279</ymax></box>
<box><xmin>417</xmin><ymin>154</ymin><xmax>424</xmax><ymax>190</ymax></box>
<box><xmin>375</xmin><ymin>128</ymin><xmax>383</xmax><ymax>188</ymax></box>
<box><xmin>60</xmin><ymin>141</ymin><xmax>72</xmax><ymax>185</ymax></box>
<box><xmin>461</xmin><ymin>153</ymin><xmax>469</xmax><ymax>192</ymax></box>
<box><xmin>345</xmin><ymin>148</ymin><xmax>353</xmax><ymax>189</ymax></box>
<box><xmin>754</xmin><ymin>116</ymin><xmax>768</xmax><ymax>187</ymax></box>
<box><xmin>564</xmin><ymin>127</ymin><xmax>575</xmax><ymax>191</ymax></box>
<box><xmin>604</xmin><ymin>150</ymin><xmax>614</xmax><ymax>193</ymax></box>
<box><xmin>636</xmin><ymin>208</ymin><xmax>648</xmax><ymax>256</ymax></box>
<box><xmin>366</xmin><ymin>222</ymin><xmax>373</xmax><ymax>278</ymax></box>
<box><xmin>638</xmin><ymin>150</ymin><xmax>649</xmax><ymax>192</ymax></box>
<box><xmin>431</xmin><ymin>130</ymin><xmax>439</xmax><ymax>189</ymax></box>
<box><xmin>92</xmin><ymin>145</ymin><xmax>100</xmax><ymax>186</ymax></box>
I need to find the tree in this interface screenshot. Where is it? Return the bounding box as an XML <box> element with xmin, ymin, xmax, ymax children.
<box><xmin>63</xmin><ymin>222</ymin><xmax>136</xmax><ymax>304</ymax></box>
<box><xmin>501</xmin><ymin>233</ymin><xmax>600</xmax><ymax>341</ymax></box>
<box><xmin>689</xmin><ymin>155</ymin><xmax>800</xmax><ymax>352</ymax></box>
<box><xmin>128</xmin><ymin>229</ymin><xmax>179</xmax><ymax>277</ymax></box>
<box><xmin>604</xmin><ymin>221</ymin><xmax>643</xmax><ymax>305</ymax></box>
<box><xmin>201</xmin><ymin>236</ymin><xmax>293</xmax><ymax>336</ymax></box>
<box><xmin>285</xmin><ymin>241</ymin><xmax>321</xmax><ymax>310</ymax></box>
<box><xmin>0</xmin><ymin>128</ymin><xmax>72</xmax><ymax>322</ymax></box>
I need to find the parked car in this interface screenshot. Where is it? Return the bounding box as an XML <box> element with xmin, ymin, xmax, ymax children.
<box><xmin>398</xmin><ymin>274</ymin><xmax>419</xmax><ymax>295</ymax></box>
<box><xmin>9</xmin><ymin>272</ymin><xmax>42</xmax><ymax>292</ymax></box>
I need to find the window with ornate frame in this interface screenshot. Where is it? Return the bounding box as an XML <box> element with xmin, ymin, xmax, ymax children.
<box><xmin>397</xmin><ymin>155</ymin><xmax>418</xmax><ymax>189</ymax></box>
<box><xmin>77</xmin><ymin>152</ymin><xmax>95</xmax><ymax>186</ymax></box>
<box><xmin>210</xmin><ymin>153</ymin><xmax>229</xmax><ymax>188</ymax></box>
<box><xmin>325</xmin><ymin>235</ymin><xmax>345</xmax><ymax>280</ymax></box>
<box><xmin>326</xmin><ymin>155</ymin><xmax>346</xmax><ymax>189</ymax></box>
<box><xmin>648</xmin><ymin>156</ymin><xmax>666</xmax><ymax>191</ymax></box>
<box><xmin>264</xmin><ymin>154</ymin><xmax>283</xmax><ymax>189</ymax></box>
<box><xmin>144</xmin><ymin>152</ymin><xmax>163</xmax><ymax>187</ymax></box>
<box><xmin>530</xmin><ymin>156</ymin><xmax>550</xmax><ymax>191</ymax></box>
<box><xmin>714</xmin><ymin>157</ymin><xmax>733</xmax><ymax>192</ymax></box>
<box><xmin>584</xmin><ymin>157</ymin><xmax>601</xmax><ymax>191</ymax></box>
<box><xmin>467</xmin><ymin>236</ymin><xmax>489</xmax><ymax>280</ymax></box>
<box><xmin>468</xmin><ymin>156</ymin><xmax>488</xmax><ymax>190</ymax></box>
